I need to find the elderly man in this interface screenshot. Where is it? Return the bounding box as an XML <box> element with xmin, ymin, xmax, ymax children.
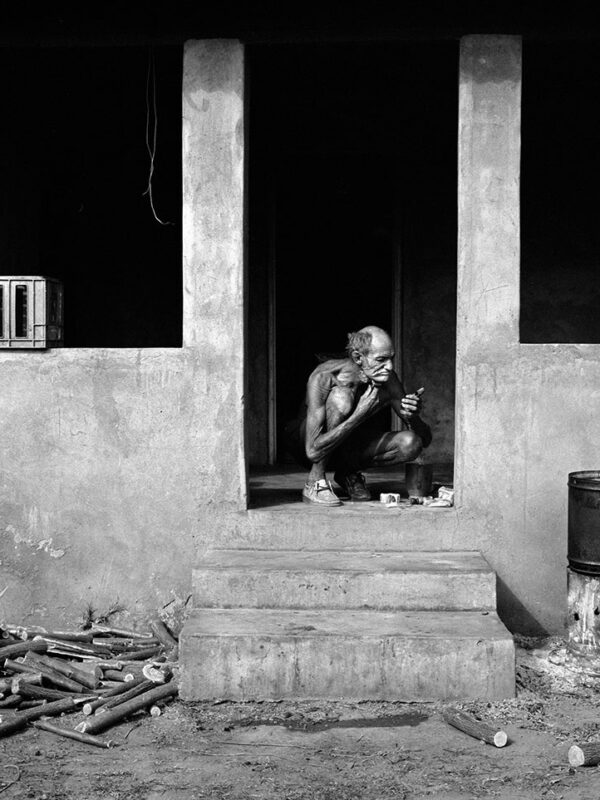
<box><xmin>284</xmin><ymin>325</ymin><xmax>432</xmax><ymax>505</ymax></box>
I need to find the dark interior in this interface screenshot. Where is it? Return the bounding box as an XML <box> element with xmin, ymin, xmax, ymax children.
<box><xmin>0</xmin><ymin>46</ymin><xmax>182</xmax><ymax>347</ymax></box>
<box><xmin>521</xmin><ymin>41</ymin><xmax>600</xmax><ymax>343</ymax></box>
<box><xmin>248</xmin><ymin>42</ymin><xmax>458</xmax><ymax>465</ymax></box>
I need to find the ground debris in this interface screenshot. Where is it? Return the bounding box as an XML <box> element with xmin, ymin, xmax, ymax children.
<box><xmin>0</xmin><ymin>611</ymin><xmax>179</xmax><ymax>747</ymax></box>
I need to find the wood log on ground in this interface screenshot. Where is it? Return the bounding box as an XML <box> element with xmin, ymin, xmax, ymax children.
<box><xmin>91</xmin><ymin>624</ymin><xmax>155</xmax><ymax>639</ymax></box>
<box><xmin>92</xmin><ymin>637</ymin><xmax>161</xmax><ymax>650</ymax></box>
<box><xmin>442</xmin><ymin>708</ymin><xmax>508</xmax><ymax>747</ymax></box>
<box><xmin>4</xmin><ymin>658</ymin><xmax>40</xmax><ymax>675</ymax></box>
<box><xmin>113</xmin><ymin>646</ymin><xmax>163</xmax><ymax>662</ymax></box>
<box><xmin>11</xmin><ymin>673</ymin><xmax>43</xmax><ymax>694</ymax></box>
<box><xmin>76</xmin><ymin>681</ymin><xmax>178</xmax><ymax>734</ymax></box>
<box><xmin>0</xmin><ymin>696</ymin><xmax>84</xmax><ymax>737</ymax></box>
<box><xmin>0</xmin><ymin>639</ymin><xmax>48</xmax><ymax>664</ymax></box>
<box><xmin>0</xmin><ymin>679</ymin><xmax>13</xmax><ymax>694</ymax></box>
<box><xmin>33</xmin><ymin>636</ymin><xmax>112</xmax><ymax>657</ymax></box>
<box><xmin>0</xmin><ymin>695</ymin><xmax>23</xmax><ymax>709</ymax></box>
<box><xmin>149</xmin><ymin>618</ymin><xmax>179</xmax><ymax>656</ymax></box>
<box><xmin>15</xmin><ymin>628</ymin><xmax>94</xmax><ymax>643</ymax></box>
<box><xmin>23</xmin><ymin>652</ymin><xmax>87</xmax><ymax>693</ymax></box>
<box><xmin>94</xmin><ymin>680</ymin><xmax>155</xmax><ymax>715</ymax></box>
<box><xmin>31</xmin><ymin>719</ymin><xmax>116</xmax><ymax>748</ymax></box>
<box><xmin>142</xmin><ymin>663</ymin><xmax>173</xmax><ymax>684</ymax></box>
<box><xmin>82</xmin><ymin>676</ymin><xmax>147</xmax><ymax>715</ymax></box>
<box><xmin>17</xmin><ymin>684</ymin><xmax>78</xmax><ymax>701</ymax></box>
<box><xmin>25</xmin><ymin>653</ymin><xmax>100</xmax><ymax>690</ymax></box>
<box><xmin>568</xmin><ymin>742</ymin><xmax>600</xmax><ymax>767</ymax></box>
<box><xmin>102</xmin><ymin>669</ymin><xmax>136</xmax><ymax>683</ymax></box>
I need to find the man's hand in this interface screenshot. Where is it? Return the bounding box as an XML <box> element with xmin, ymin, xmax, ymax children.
<box><xmin>400</xmin><ymin>387</ymin><xmax>424</xmax><ymax>420</ymax></box>
<box><xmin>355</xmin><ymin>382</ymin><xmax>381</xmax><ymax>418</ymax></box>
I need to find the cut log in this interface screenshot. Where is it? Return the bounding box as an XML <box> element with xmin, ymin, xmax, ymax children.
<box><xmin>92</xmin><ymin>637</ymin><xmax>160</xmax><ymax>650</ymax></box>
<box><xmin>142</xmin><ymin>663</ymin><xmax>172</xmax><ymax>684</ymax></box>
<box><xmin>91</xmin><ymin>624</ymin><xmax>155</xmax><ymax>639</ymax></box>
<box><xmin>82</xmin><ymin>676</ymin><xmax>147</xmax><ymax>715</ymax></box>
<box><xmin>0</xmin><ymin>696</ymin><xmax>84</xmax><ymax>737</ymax></box>
<box><xmin>33</xmin><ymin>636</ymin><xmax>112</xmax><ymax>657</ymax></box>
<box><xmin>0</xmin><ymin>639</ymin><xmax>47</xmax><ymax>663</ymax></box>
<box><xmin>3</xmin><ymin>658</ymin><xmax>40</xmax><ymax>675</ymax></box>
<box><xmin>568</xmin><ymin>742</ymin><xmax>600</xmax><ymax>767</ymax></box>
<box><xmin>442</xmin><ymin>708</ymin><xmax>508</xmax><ymax>747</ymax></box>
<box><xmin>149</xmin><ymin>618</ymin><xmax>178</xmax><ymax>655</ymax></box>
<box><xmin>31</xmin><ymin>719</ymin><xmax>116</xmax><ymax>748</ymax></box>
<box><xmin>76</xmin><ymin>681</ymin><xmax>178</xmax><ymax>735</ymax></box>
<box><xmin>22</xmin><ymin>628</ymin><xmax>94</xmax><ymax>643</ymax></box>
<box><xmin>16</xmin><ymin>684</ymin><xmax>76</xmax><ymax>701</ymax></box>
<box><xmin>25</xmin><ymin>653</ymin><xmax>100</xmax><ymax>690</ymax></box>
<box><xmin>94</xmin><ymin>680</ymin><xmax>155</xmax><ymax>715</ymax></box>
<box><xmin>102</xmin><ymin>669</ymin><xmax>136</xmax><ymax>683</ymax></box>
<box><xmin>23</xmin><ymin>652</ymin><xmax>87</xmax><ymax>693</ymax></box>
<box><xmin>114</xmin><ymin>646</ymin><xmax>163</xmax><ymax>662</ymax></box>
<box><xmin>11</xmin><ymin>673</ymin><xmax>43</xmax><ymax>694</ymax></box>
<box><xmin>0</xmin><ymin>695</ymin><xmax>23</xmax><ymax>709</ymax></box>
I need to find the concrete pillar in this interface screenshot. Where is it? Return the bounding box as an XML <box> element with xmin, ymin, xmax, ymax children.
<box><xmin>182</xmin><ymin>40</ymin><xmax>247</xmax><ymax>509</ymax></box>
<box><xmin>455</xmin><ymin>35</ymin><xmax>521</xmax><ymax>505</ymax></box>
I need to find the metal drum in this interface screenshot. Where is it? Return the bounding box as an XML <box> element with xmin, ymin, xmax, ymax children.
<box><xmin>568</xmin><ymin>471</ymin><xmax>600</xmax><ymax>575</ymax></box>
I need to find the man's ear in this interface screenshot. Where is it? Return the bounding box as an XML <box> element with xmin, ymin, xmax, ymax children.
<box><xmin>351</xmin><ymin>349</ymin><xmax>362</xmax><ymax>365</ymax></box>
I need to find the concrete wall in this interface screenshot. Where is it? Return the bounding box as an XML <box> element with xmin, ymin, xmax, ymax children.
<box><xmin>0</xmin><ymin>40</ymin><xmax>246</xmax><ymax>626</ymax></box>
<box><xmin>456</xmin><ymin>35</ymin><xmax>600</xmax><ymax>633</ymax></box>
<box><xmin>2</xmin><ymin>33</ymin><xmax>598</xmax><ymax>636</ymax></box>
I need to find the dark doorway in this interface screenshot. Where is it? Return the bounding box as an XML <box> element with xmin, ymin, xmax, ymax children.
<box><xmin>247</xmin><ymin>42</ymin><xmax>458</xmax><ymax>473</ymax></box>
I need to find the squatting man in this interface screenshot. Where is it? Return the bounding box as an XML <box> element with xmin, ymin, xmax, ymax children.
<box><xmin>285</xmin><ymin>325</ymin><xmax>432</xmax><ymax>506</ymax></box>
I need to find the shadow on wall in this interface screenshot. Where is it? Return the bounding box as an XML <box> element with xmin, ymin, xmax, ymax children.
<box><xmin>496</xmin><ymin>577</ymin><xmax>549</xmax><ymax>636</ymax></box>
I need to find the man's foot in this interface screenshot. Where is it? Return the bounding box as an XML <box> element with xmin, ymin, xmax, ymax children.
<box><xmin>334</xmin><ymin>471</ymin><xmax>371</xmax><ymax>501</ymax></box>
<box><xmin>302</xmin><ymin>479</ymin><xmax>343</xmax><ymax>506</ymax></box>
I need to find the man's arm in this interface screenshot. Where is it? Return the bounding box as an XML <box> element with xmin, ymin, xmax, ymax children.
<box><xmin>304</xmin><ymin>376</ymin><xmax>379</xmax><ymax>463</ymax></box>
<box><xmin>386</xmin><ymin>372</ymin><xmax>432</xmax><ymax>448</ymax></box>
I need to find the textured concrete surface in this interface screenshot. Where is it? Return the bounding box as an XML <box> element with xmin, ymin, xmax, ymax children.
<box><xmin>1</xmin><ymin>34</ymin><xmax>596</xmax><ymax>640</ymax></box>
<box><xmin>210</xmin><ymin>505</ymin><xmax>462</xmax><ymax>551</ymax></box>
<box><xmin>179</xmin><ymin>607</ymin><xmax>515</xmax><ymax>701</ymax></box>
<box><xmin>193</xmin><ymin>549</ymin><xmax>496</xmax><ymax>610</ymax></box>
<box><xmin>455</xmin><ymin>35</ymin><xmax>600</xmax><ymax>633</ymax></box>
<box><xmin>0</xmin><ymin>40</ymin><xmax>246</xmax><ymax>625</ymax></box>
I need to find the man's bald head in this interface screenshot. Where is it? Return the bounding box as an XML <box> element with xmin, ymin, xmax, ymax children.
<box><xmin>346</xmin><ymin>326</ymin><xmax>392</xmax><ymax>358</ymax></box>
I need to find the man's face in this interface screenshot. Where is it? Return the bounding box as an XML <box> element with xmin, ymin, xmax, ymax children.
<box><xmin>358</xmin><ymin>338</ymin><xmax>395</xmax><ymax>384</ymax></box>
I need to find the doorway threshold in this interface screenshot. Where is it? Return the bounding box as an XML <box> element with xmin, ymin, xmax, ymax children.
<box><xmin>249</xmin><ymin>463</ymin><xmax>454</xmax><ymax>512</ymax></box>
<box><xmin>211</xmin><ymin>463</ymin><xmax>458</xmax><ymax>551</ymax></box>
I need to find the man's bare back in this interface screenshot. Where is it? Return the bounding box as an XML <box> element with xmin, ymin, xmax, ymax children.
<box><xmin>284</xmin><ymin>326</ymin><xmax>432</xmax><ymax>506</ymax></box>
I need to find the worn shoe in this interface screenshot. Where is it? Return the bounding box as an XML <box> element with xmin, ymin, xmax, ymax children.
<box><xmin>334</xmin><ymin>471</ymin><xmax>371</xmax><ymax>501</ymax></box>
<box><xmin>302</xmin><ymin>479</ymin><xmax>342</xmax><ymax>506</ymax></box>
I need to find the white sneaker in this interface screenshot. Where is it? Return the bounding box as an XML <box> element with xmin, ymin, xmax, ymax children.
<box><xmin>302</xmin><ymin>479</ymin><xmax>342</xmax><ymax>506</ymax></box>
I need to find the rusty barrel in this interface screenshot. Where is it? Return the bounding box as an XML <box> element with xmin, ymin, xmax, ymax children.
<box><xmin>568</xmin><ymin>471</ymin><xmax>600</xmax><ymax>575</ymax></box>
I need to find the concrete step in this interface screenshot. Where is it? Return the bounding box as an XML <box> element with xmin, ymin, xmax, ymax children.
<box><xmin>193</xmin><ymin>549</ymin><xmax>496</xmax><ymax>611</ymax></box>
<box><xmin>211</xmin><ymin>506</ymin><xmax>463</xmax><ymax>550</ymax></box>
<box><xmin>179</xmin><ymin>607</ymin><xmax>515</xmax><ymax>701</ymax></box>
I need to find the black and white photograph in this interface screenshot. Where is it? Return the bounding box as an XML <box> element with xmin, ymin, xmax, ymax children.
<box><xmin>2</xmin><ymin>3</ymin><xmax>600</xmax><ymax>798</ymax></box>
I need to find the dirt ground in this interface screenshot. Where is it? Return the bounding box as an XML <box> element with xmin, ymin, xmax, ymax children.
<box><xmin>2</xmin><ymin>636</ymin><xmax>600</xmax><ymax>800</ymax></box>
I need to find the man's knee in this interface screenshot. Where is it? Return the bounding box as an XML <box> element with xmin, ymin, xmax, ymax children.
<box><xmin>393</xmin><ymin>429</ymin><xmax>423</xmax><ymax>462</ymax></box>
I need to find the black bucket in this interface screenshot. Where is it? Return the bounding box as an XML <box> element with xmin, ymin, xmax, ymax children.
<box><xmin>568</xmin><ymin>471</ymin><xmax>600</xmax><ymax>575</ymax></box>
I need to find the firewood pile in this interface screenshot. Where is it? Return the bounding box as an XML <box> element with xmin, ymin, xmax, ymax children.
<box><xmin>0</xmin><ymin>617</ymin><xmax>179</xmax><ymax>747</ymax></box>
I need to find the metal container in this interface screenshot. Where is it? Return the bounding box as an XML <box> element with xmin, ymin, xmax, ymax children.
<box><xmin>568</xmin><ymin>471</ymin><xmax>600</xmax><ymax>575</ymax></box>
<box><xmin>405</xmin><ymin>463</ymin><xmax>433</xmax><ymax>498</ymax></box>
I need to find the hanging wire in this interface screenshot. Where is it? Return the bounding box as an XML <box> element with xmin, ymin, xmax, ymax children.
<box><xmin>143</xmin><ymin>49</ymin><xmax>173</xmax><ymax>225</ymax></box>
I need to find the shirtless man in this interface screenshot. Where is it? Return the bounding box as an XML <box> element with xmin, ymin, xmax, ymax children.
<box><xmin>284</xmin><ymin>325</ymin><xmax>432</xmax><ymax>506</ymax></box>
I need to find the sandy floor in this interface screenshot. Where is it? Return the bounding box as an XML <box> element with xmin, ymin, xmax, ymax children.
<box><xmin>2</xmin><ymin>637</ymin><xmax>600</xmax><ymax>799</ymax></box>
